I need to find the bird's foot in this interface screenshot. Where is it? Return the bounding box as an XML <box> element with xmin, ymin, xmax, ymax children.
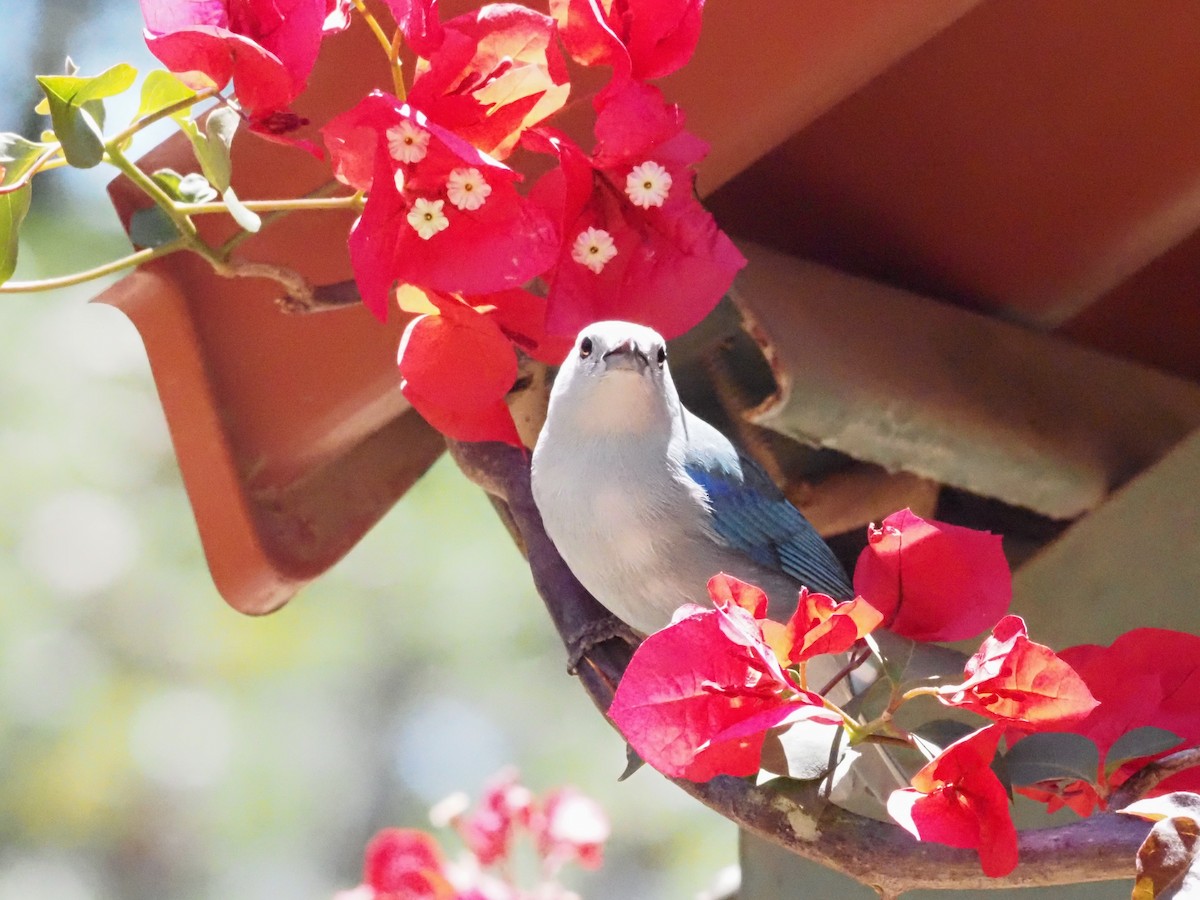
<box><xmin>565</xmin><ymin>616</ymin><xmax>642</xmax><ymax>674</ymax></box>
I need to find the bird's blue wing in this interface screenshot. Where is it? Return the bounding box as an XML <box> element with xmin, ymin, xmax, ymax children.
<box><xmin>681</xmin><ymin>418</ymin><xmax>853</xmax><ymax>599</ymax></box>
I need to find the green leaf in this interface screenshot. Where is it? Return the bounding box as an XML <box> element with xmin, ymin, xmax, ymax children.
<box><xmin>129</xmin><ymin>207</ymin><xmax>182</xmax><ymax>249</ymax></box>
<box><xmin>0</xmin><ymin>183</ymin><xmax>33</xmax><ymax>283</ymax></box>
<box><xmin>841</xmin><ymin>671</ymin><xmax>893</xmax><ymax>721</ymax></box>
<box><xmin>1002</xmin><ymin>731</ymin><xmax>1100</xmax><ymax>787</ymax></box>
<box><xmin>761</xmin><ymin>720</ymin><xmax>846</xmax><ymax>781</ymax></box>
<box><xmin>150</xmin><ymin>167</ymin><xmax>184</xmax><ymax>196</ymax></box>
<box><xmin>81</xmin><ymin>98</ymin><xmax>107</xmax><ymax>133</ymax></box>
<box><xmin>36</xmin><ymin>63</ymin><xmax>137</xmax><ymax>168</ymax></box>
<box><xmin>136</xmin><ymin>70</ymin><xmax>196</xmax><ymax>123</ymax></box>
<box><xmin>183</xmin><ymin>106</ymin><xmax>239</xmax><ymax>191</ymax></box>
<box><xmin>221</xmin><ymin>187</ymin><xmax>261</xmax><ymax>232</ymax></box>
<box><xmin>0</xmin><ymin>133</ymin><xmax>58</xmax><ymax>192</ymax></box>
<box><xmin>72</xmin><ymin>63</ymin><xmax>138</xmax><ymax>104</ymax></box>
<box><xmin>151</xmin><ymin>168</ymin><xmax>218</xmax><ymax>203</ymax></box>
<box><xmin>914</xmin><ymin>718</ymin><xmax>979</xmax><ymax>753</ymax></box>
<box><xmin>865</xmin><ymin>630</ymin><xmax>917</xmax><ymax>686</ymax></box>
<box><xmin>37</xmin><ymin>85</ymin><xmax>103</xmax><ymax>168</ymax></box>
<box><xmin>618</xmin><ymin>744</ymin><xmax>644</xmax><ymax>782</ymax></box>
<box><xmin>1108</xmin><ymin>727</ymin><xmax>1184</xmax><ymax>774</ymax></box>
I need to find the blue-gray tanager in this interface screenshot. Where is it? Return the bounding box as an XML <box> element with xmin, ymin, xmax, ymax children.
<box><xmin>531</xmin><ymin>321</ymin><xmax>911</xmax><ymax>804</ymax></box>
<box><xmin>531</xmin><ymin>320</ymin><xmax>853</xmax><ymax>635</ymax></box>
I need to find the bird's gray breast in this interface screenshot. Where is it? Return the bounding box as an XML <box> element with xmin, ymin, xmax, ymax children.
<box><xmin>531</xmin><ymin>433</ymin><xmax>724</xmax><ymax>633</ymax></box>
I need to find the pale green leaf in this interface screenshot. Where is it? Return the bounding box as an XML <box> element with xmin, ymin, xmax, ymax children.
<box><xmin>151</xmin><ymin>168</ymin><xmax>218</xmax><ymax>204</ymax></box>
<box><xmin>36</xmin><ymin>64</ymin><xmax>137</xmax><ymax>168</ymax></box>
<box><xmin>183</xmin><ymin>106</ymin><xmax>239</xmax><ymax>192</ymax></box>
<box><xmin>136</xmin><ymin>70</ymin><xmax>197</xmax><ymax>123</ymax></box>
<box><xmin>0</xmin><ymin>183</ymin><xmax>33</xmax><ymax>283</ymax></box>
<box><xmin>0</xmin><ymin>133</ymin><xmax>58</xmax><ymax>192</ymax></box>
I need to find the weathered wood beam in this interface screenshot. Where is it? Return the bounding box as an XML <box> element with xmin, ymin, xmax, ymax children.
<box><xmin>1013</xmin><ymin>426</ymin><xmax>1200</xmax><ymax>644</ymax></box>
<box><xmin>733</xmin><ymin>243</ymin><xmax>1200</xmax><ymax>520</ymax></box>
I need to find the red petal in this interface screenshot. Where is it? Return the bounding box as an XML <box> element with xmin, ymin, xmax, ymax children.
<box><xmin>889</xmin><ymin>726</ymin><xmax>1018</xmax><ymax>878</ymax></box>
<box><xmin>479</xmin><ymin>289</ymin><xmax>574</xmax><ymax>364</ymax></box>
<box><xmin>703</xmin><ymin>700</ymin><xmax>841</xmax><ymax>748</ymax></box>
<box><xmin>608</xmin><ymin>609</ymin><xmax>790</xmax><ymax>780</ymax></box>
<box><xmin>549</xmin><ymin>0</ymin><xmax>704</xmax><ymax>82</ymax></box>
<box><xmin>141</xmin><ymin>0</ymin><xmax>326</xmax><ymax>114</ymax></box>
<box><xmin>397</xmin><ymin>305</ymin><xmax>521</xmax><ymax>445</ymax></box>
<box><xmin>591</xmin><ymin>82</ymin><xmax>706</xmax><ymax>170</ymax></box>
<box><xmin>535</xmin><ymin>787</ymin><xmax>610</xmax><ymax>871</ymax></box>
<box><xmin>853</xmin><ymin>509</ymin><xmax>1011</xmax><ymax>642</ymax></box>
<box><xmin>326</xmin><ymin>93</ymin><xmax>559</xmax><ymax>315</ymax></box>
<box><xmin>911</xmin><ymin>724</ymin><xmax>1005</xmax><ymax>792</ymax></box>
<box><xmin>548</xmin><ymin>0</ymin><xmax>629</xmax><ymax>78</ymax></box>
<box><xmin>1059</xmin><ymin>628</ymin><xmax>1200</xmax><ymax>758</ymax></box>
<box><xmin>363</xmin><ymin>828</ymin><xmax>452</xmax><ymax>897</ymax></box>
<box><xmin>533</xmin><ymin>144</ymin><xmax>744</xmax><ymax>340</ymax></box>
<box><xmin>782</xmin><ymin>590</ymin><xmax>884</xmax><ymax>664</ymax></box>
<box><xmin>707</xmin><ymin>573</ymin><xmax>768</xmax><ymax>619</ymax></box>
<box><xmin>379</xmin><ymin>0</ymin><xmax>444</xmax><ymax>56</ymax></box>
<box><xmin>455</xmin><ymin>768</ymin><xmax>530</xmax><ymax>866</ymax></box>
<box><xmin>937</xmin><ymin>615</ymin><xmax>1098</xmax><ymax>730</ymax></box>
<box><xmin>410</xmin><ymin>4</ymin><xmax>569</xmax><ymax>159</ymax></box>
<box><xmin>530</xmin><ymin>86</ymin><xmax>743</xmax><ymax>339</ymax></box>
<box><xmin>1016</xmin><ymin>780</ymin><xmax>1103</xmax><ymax>818</ymax></box>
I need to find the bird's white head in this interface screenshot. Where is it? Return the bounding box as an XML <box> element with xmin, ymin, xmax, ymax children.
<box><xmin>545</xmin><ymin>321</ymin><xmax>680</xmax><ymax>436</ymax></box>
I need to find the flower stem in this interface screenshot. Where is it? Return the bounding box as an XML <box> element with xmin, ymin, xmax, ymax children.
<box><xmin>108</xmin><ymin>84</ymin><xmax>221</xmax><ymax>148</ymax></box>
<box><xmin>174</xmin><ymin>195</ymin><xmax>360</xmax><ymax>216</ymax></box>
<box><xmin>389</xmin><ymin>28</ymin><xmax>408</xmax><ymax>101</ymax></box>
<box><xmin>105</xmin><ymin>144</ymin><xmax>201</xmax><ymax>243</ymax></box>
<box><xmin>351</xmin><ymin>0</ymin><xmax>407</xmax><ymax>98</ymax></box>
<box><xmin>217</xmin><ymin>183</ymin><xmax>361</xmax><ymax>255</ymax></box>
<box><xmin>900</xmin><ymin>686</ymin><xmax>940</xmax><ymax>702</ymax></box>
<box><xmin>817</xmin><ymin>645</ymin><xmax>874</xmax><ymax>696</ymax></box>
<box><xmin>0</xmin><ymin>240</ymin><xmax>187</xmax><ymax>293</ymax></box>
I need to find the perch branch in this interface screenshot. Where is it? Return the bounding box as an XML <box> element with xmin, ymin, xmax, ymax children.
<box><xmin>1110</xmin><ymin>746</ymin><xmax>1200</xmax><ymax>809</ymax></box>
<box><xmin>445</xmin><ymin>439</ymin><xmax>1148</xmax><ymax>896</ymax></box>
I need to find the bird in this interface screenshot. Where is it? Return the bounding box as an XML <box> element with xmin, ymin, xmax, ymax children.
<box><xmin>530</xmin><ymin>320</ymin><xmax>853</xmax><ymax>635</ymax></box>
<box><xmin>531</xmin><ymin>322</ymin><xmax>911</xmax><ymax>806</ymax></box>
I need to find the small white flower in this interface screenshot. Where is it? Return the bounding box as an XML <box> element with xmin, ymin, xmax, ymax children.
<box><xmin>407</xmin><ymin>198</ymin><xmax>450</xmax><ymax>239</ymax></box>
<box><xmin>625</xmin><ymin>160</ymin><xmax>672</xmax><ymax>208</ymax></box>
<box><xmin>446</xmin><ymin>167</ymin><xmax>492</xmax><ymax>211</ymax></box>
<box><xmin>392</xmin><ymin>167</ymin><xmax>406</xmax><ymax>193</ymax></box>
<box><xmin>386</xmin><ymin>120</ymin><xmax>431</xmax><ymax>164</ymax></box>
<box><xmin>571</xmin><ymin>227</ymin><xmax>617</xmax><ymax>274</ymax></box>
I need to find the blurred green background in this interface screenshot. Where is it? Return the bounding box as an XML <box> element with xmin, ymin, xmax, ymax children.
<box><xmin>0</xmin><ymin>2</ymin><xmax>734</xmax><ymax>896</ymax></box>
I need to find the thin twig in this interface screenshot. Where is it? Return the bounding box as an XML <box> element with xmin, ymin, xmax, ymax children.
<box><xmin>0</xmin><ymin>240</ymin><xmax>187</xmax><ymax>293</ymax></box>
<box><xmin>819</xmin><ymin>645</ymin><xmax>874</xmax><ymax>696</ymax></box>
<box><xmin>108</xmin><ymin>84</ymin><xmax>221</xmax><ymax>148</ymax></box>
<box><xmin>174</xmin><ymin>195</ymin><xmax>359</xmax><ymax>216</ymax></box>
<box><xmin>1111</xmin><ymin>746</ymin><xmax>1200</xmax><ymax>809</ymax></box>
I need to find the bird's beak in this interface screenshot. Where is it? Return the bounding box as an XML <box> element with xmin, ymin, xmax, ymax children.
<box><xmin>602</xmin><ymin>338</ymin><xmax>651</xmax><ymax>373</ymax></box>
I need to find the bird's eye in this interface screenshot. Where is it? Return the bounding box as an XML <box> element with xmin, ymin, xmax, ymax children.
<box><xmin>656</xmin><ymin>346</ymin><xmax>667</xmax><ymax>367</ymax></box>
<box><xmin>579</xmin><ymin>337</ymin><xmax>593</xmax><ymax>359</ymax></box>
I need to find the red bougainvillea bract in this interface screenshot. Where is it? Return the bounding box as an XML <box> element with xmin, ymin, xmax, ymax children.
<box><xmin>887</xmin><ymin>726</ymin><xmax>1019</xmax><ymax>878</ymax></box>
<box><xmin>854</xmin><ymin>508</ymin><xmax>1012</xmax><ymax>642</ymax></box>
<box><xmin>936</xmin><ymin>614</ymin><xmax>1099</xmax><ymax>731</ymax></box>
